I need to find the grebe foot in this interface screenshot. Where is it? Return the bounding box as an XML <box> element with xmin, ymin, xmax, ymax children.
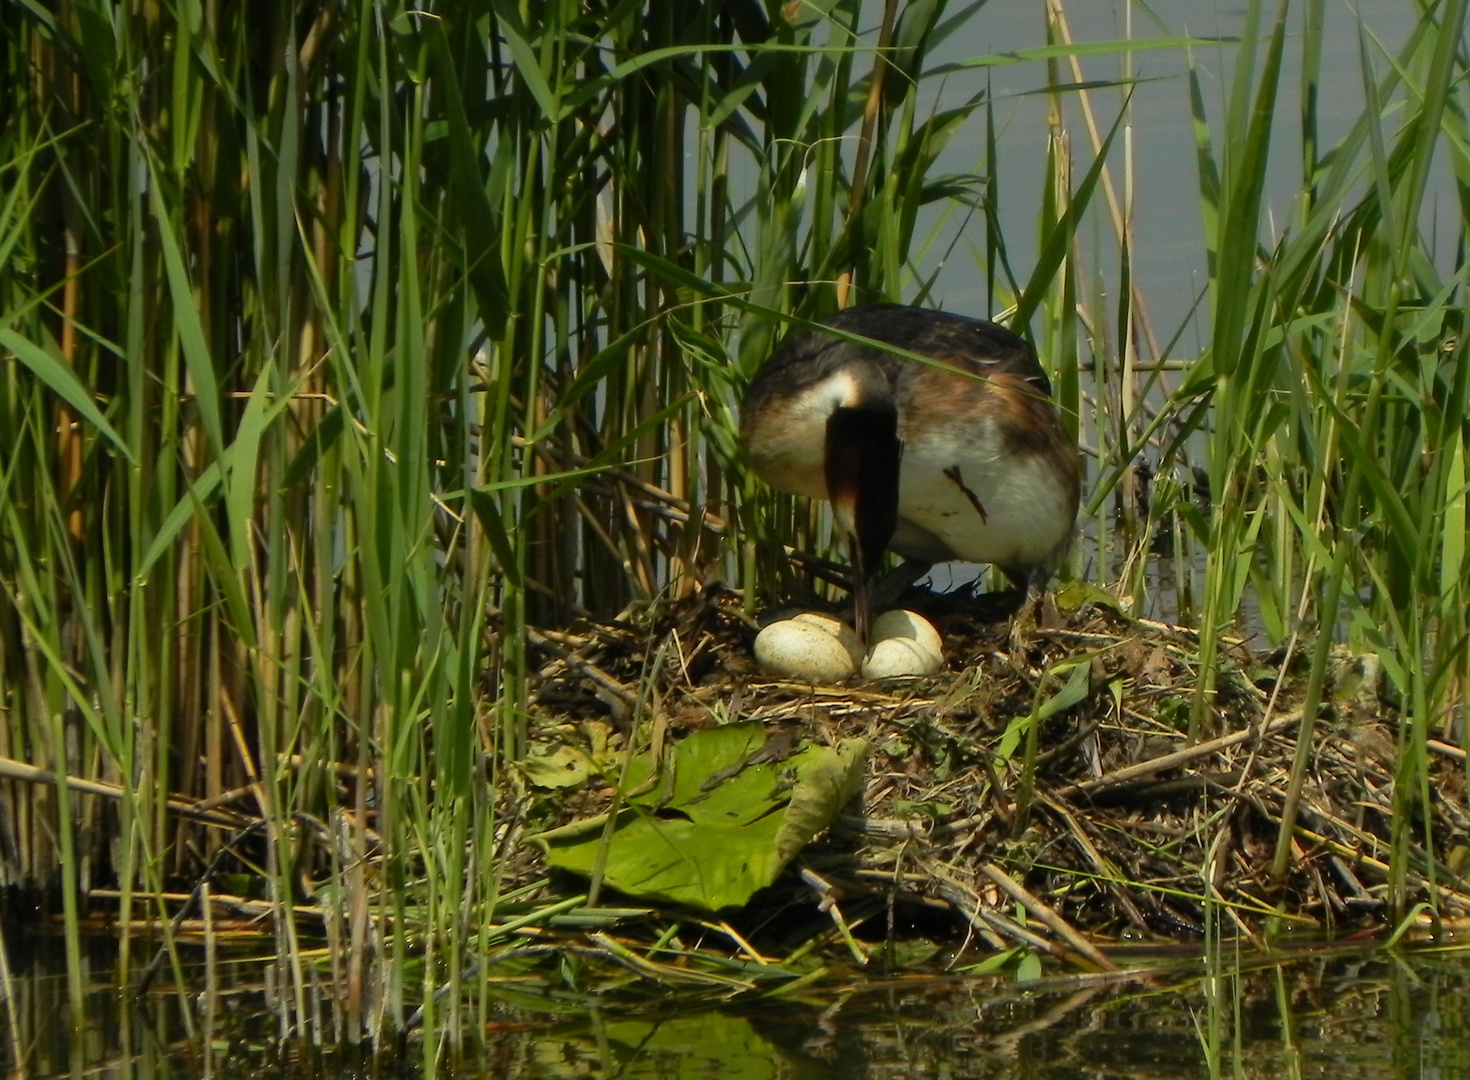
<box><xmin>1007</xmin><ymin>586</ymin><xmax>1058</xmax><ymax>656</ymax></box>
<box><xmin>867</xmin><ymin>559</ymin><xmax>934</xmax><ymax>614</ymax></box>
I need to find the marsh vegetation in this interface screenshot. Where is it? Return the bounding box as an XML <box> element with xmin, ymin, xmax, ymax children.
<box><xmin>1</xmin><ymin>0</ymin><xmax>1468</xmax><ymax>1058</ymax></box>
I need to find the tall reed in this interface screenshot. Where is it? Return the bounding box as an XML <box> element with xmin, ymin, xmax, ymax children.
<box><xmin>0</xmin><ymin>0</ymin><xmax>1466</xmax><ymax>1050</ymax></box>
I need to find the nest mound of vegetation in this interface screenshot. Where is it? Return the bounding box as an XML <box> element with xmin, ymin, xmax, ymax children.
<box><xmin>510</xmin><ymin>582</ymin><xmax>1470</xmax><ymax>969</ymax></box>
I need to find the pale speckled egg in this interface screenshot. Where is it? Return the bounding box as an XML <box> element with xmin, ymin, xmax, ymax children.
<box><xmin>871</xmin><ymin>609</ymin><xmax>943</xmax><ymax>654</ymax></box>
<box><xmin>789</xmin><ymin>611</ymin><xmax>865</xmax><ymax>666</ymax></box>
<box><xmin>754</xmin><ymin>617</ymin><xmax>858</xmax><ymax>682</ymax></box>
<box><xmin>861</xmin><ymin>610</ymin><xmax>944</xmax><ymax>679</ymax></box>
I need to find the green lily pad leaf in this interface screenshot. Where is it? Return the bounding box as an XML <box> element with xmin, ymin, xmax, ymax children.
<box><xmin>890</xmin><ymin>799</ymin><xmax>953</xmax><ymax>820</ymax></box>
<box><xmin>774</xmin><ymin>736</ymin><xmax>868</xmax><ymax>866</ymax></box>
<box><xmin>530</xmin><ymin>722</ymin><xmax>868</xmax><ymax>911</ymax></box>
<box><xmin>518</xmin><ymin>744</ymin><xmax>596</xmax><ymax>789</ymax></box>
<box><xmin>870</xmin><ymin>938</ymin><xmax>943</xmax><ymax>969</ymax></box>
<box><xmin>1055</xmin><ymin>579</ymin><xmax>1126</xmax><ymax>615</ymax></box>
<box><xmin>518</xmin><ymin>722</ymin><xmax>621</xmax><ymax>790</ymax></box>
<box><xmin>554</xmin><ymin>1013</ymin><xmax>777</xmax><ymax>1076</ymax></box>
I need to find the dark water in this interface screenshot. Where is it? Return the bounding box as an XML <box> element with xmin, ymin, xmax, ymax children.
<box><xmin>10</xmin><ymin>939</ymin><xmax>1470</xmax><ymax>1078</ymax></box>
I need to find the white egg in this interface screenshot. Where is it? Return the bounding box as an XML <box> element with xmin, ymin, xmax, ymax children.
<box><xmin>861</xmin><ymin>610</ymin><xmax>944</xmax><ymax>679</ymax></box>
<box><xmin>754</xmin><ymin>617</ymin><xmax>858</xmax><ymax>682</ymax></box>
<box><xmin>870</xmin><ymin>609</ymin><xmax>943</xmax><ymax>654</ymax></box>
<box><xmin>788</xmin><ymin>612</ymin><xmax>865</xmax><ymax>666</ymax></box>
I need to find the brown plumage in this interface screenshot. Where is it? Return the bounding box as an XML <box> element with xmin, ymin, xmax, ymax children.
<box><xmin>741</xmin><ymin>304</ymin><xmax>1080</xmax><ymax>641</ymax></box>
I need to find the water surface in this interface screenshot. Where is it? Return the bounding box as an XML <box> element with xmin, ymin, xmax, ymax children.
<box><xmin>11</xmin><ymin>939</ymin><xmax>1470</xmax><ymax>1078</ymax></box>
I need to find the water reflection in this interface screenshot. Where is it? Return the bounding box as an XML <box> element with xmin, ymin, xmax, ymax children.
<box><xmin>6</xmin><ymin>940</ymin><xmax>1469</xmax><ymax>1079</ymax></box>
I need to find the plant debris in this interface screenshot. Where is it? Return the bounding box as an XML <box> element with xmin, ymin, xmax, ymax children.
<box><xmin>506</xmin><ymin>578</ymin><xmax>1470</xmax><ymax>971</ymax></box>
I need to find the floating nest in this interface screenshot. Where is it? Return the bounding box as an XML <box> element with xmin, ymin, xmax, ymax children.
<box><xmin>509</xmin><ymin>579</ymin><xmax>1470</xmax><ymax>970</ymax></box>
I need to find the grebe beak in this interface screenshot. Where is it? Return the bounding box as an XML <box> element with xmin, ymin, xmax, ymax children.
<box><xmin>850</xmin><ymin>535</ymin><xmax>876</xmax><ymax>646</ymax></box>
<box><xmin>825</xmin><ymin>404</ymin><xmax>901</xmax><ymax>645</ymax></box>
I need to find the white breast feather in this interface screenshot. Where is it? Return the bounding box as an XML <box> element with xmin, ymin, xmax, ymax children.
<box><xmin>746</xmin><ymin>371</ymin><xmax>867</xmax><ymax>500</ymax></box>
<box><xmin>896</xmin><ymin>424</ymin><xmax>1071</xmax><ymax>566</ymax></box>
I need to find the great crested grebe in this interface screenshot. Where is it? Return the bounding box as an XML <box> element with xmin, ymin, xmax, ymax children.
<box><xmin>741</xmin><ymin>303</ymin><xmax>1081</xmax><ymax>643</ymax></box>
